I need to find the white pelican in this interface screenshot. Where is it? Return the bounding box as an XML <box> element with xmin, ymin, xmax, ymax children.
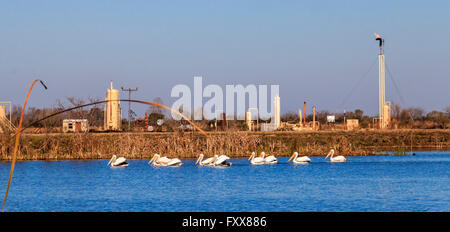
<box><xmin>210</xmin><ymin>154</ymin><xmax>232</xmax><ymax>167</ymax></box>
<box><xmin>325</xmin><ymin>149</ymin><xmax>346</xmax><ymax>162</ymax></box>
<box><xmin>107</xmin><ymin>155</ymin><xmax>129</xmax><ymax>167</ymax></box>
<box><xmin>259</xmin><ymin>152</ymin><xmax>277</xmax><ymax>164</ymax></box>
<box><xmin>248</xmin><ymin>152</ymin><xmax>265</xmax><ymax>165</ymax></box>
<box><xmin>195</xmin><ymin>153</ymin><xmax>215</xmax><ymax>166</ymax></box>
<box><xmin>148</xmin><ymin>153</ymin><xmax>183</xmax><ymax>167</ymax></box>
<box><xmin>288</xmin><ymin>152</ymin><xmax>311</xmax><ymax>164</ymax></box>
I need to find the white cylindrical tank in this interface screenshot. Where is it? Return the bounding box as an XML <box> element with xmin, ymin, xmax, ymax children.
<box><xmin>298</xmin><ymin>109</ymin><xmax>302</xmax><ymax>126</ymax></box>
<box><xmin>246</xmin><ymin>111</ymin><xmax>252</xmax><ymax>131</ymax></box>
<box><xmin>273</xmin><ymin>96</ymin><xmax>281</xmax><ymax>129</ymax></box>
<box><xmin>383</xmin><ymin>103</ymin><xmax>390</xmax><ymax>129</ymax></box>
<box><xmin>104</xmin><ymin>81</ymin><xmax>122</xmax><ymax>131</ymax></box>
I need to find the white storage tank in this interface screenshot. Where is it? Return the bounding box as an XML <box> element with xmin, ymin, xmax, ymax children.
<box><xmin>273</xmin><ymin>96</ymin><xmax>280</xmax><ymax>129</ymax></box>
<box><xmin>104</xmin><ymin>81</ymin><xmax>122</xmax><ymax>131</ymax></box>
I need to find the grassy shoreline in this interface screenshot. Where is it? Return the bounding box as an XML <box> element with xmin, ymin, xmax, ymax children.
<box><xmin>0</xmin><ymin>129</ymin><xmax>449</xmax><ymax>161</ymax></box>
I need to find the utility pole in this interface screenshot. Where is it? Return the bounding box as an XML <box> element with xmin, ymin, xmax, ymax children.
<box><xmin>121</xmin><ymin>87</ymin><xmax>138</xmax><ymax>130</ymax></box>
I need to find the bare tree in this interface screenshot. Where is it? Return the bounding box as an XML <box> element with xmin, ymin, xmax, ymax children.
<box><xmin>391</xmin><ymin>102</ymin><xmax>402</xmax><ymax>120</ymax></box>
<box><xmin>426</xmin><ymin>111</ymin><xmax>449</xmax><ymax>129</ymax></box>
<box><xmin>66</xmin><ymin>97</ymin><xmax>86</xmax><ymax>119</ymax></box>
<box><xmin>406</xmin><ymin>107</ymin><xmax>424</xmax><ymax>121</ymax></box>
<box><xmin>445</xmin><ymin>105</ymin><xmax>450</xmax><ymax>117</ymax></box>
<box><xmin>281</xmin><ymin>111</ymin><xmax>298</xmax><ymax>122</ymax></box>
<box><xmin>148</xmin><ymin>97</ymin><xmax>164</xmax><ymax>115</ymax></box>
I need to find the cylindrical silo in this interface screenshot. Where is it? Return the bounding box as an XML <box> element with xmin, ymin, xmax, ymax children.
<box><xmin>246</xmin><ymin>111</ymin><xmax>252</xmax><ymax>131</ymax></box>
<box><xmin>104</xmin><ymin>81</ymin><xmax>122</xmax><ymax>131</ymax></box>
<box><xmin>273</xmin><ymin>96</ymin><xmax>280</xmax><ymax>129</ymax></box>
<box><xmin>298</xmin><ymin>109</ymin><xmax>302</xmax><ymax>126</ymax></box>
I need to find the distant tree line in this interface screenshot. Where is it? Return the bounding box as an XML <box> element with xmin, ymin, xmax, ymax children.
<box><xmin>6</xmin><ymin>97</ymin><xmax>104</xmax><ymax>132</ymax></box>
<box><xmin>2</xmin><ymin>96</ymin><xmax>449</xmax><ymax>132</ymax></box>
<box><xmin>280</xmin><ymin>103</ymin><xmax>450</xmax><ymax>129</ymax></box>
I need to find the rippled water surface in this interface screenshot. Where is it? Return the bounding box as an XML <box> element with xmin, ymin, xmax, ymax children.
<box><xmin>0</xmin><ymin>152</ymin><xmax>449</xmax><ymax>212</ymax></box>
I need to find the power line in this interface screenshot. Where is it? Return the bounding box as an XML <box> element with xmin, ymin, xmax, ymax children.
<box><xmin>385</xmin><ymin>61</ymin><xmax>407</xmax><ymax>106</ymax></box>
<box><xmin>339</xmin><ymin>56</ymin><xmax>378</xmax><ymax>110</ymax></box>
<box><xmin>121</xmin><ymin>87</ymin><xmax>138</xmax><ymax>130</ymax></box>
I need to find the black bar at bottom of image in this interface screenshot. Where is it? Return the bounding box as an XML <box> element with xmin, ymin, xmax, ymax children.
<box><xmin>0</xmin><ymin>212</ymin><xmax>447</xmax><ymax>230</ymax></box>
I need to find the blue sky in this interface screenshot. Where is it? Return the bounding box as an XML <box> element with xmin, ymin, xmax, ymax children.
<box><xmin>1</xmin><ymin>0</ymin><xmax>449</xmax><ymax>117</ymax></box>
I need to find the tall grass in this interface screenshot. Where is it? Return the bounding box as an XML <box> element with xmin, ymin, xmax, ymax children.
<box><xmin>0</xmin><ymin>130</ymin><xmax>448</xmax><ymax>160</ymax></box>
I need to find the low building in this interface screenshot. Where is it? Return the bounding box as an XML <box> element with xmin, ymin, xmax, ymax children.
<box><xmin>346</xmin><ymin>119</ymin><xmax>359</xmax><ymax>130</ymax></box>
<box><xmin>63</xmin><ymin>119</ymin><xmax>89</xmax><ymax>133</ymax></box>
<box><xmin>0</xmin><ymin>105</ymin><xmax>15</xmax><ymax>133</ymax></box>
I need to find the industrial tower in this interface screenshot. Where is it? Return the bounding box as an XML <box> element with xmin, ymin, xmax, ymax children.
<box><xmin>104</xmin><ymin>81</ymin><xmax>122</xmax><ymax>131</ymax></box>
<box><xmin>375</xmin><ymin>33</ymin><xmax>390</xmax><ymax>129</ymax></box>
<box><xmin>274</xmin><ymin>96</ymin><xmax>281</xmax><ymax>129</ymax></box>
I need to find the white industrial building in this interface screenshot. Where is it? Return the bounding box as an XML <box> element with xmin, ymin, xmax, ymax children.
<box><xmin>62</xmin><ymin>119</ymin><xmax>89</xmax><ymax>133</ymax></box>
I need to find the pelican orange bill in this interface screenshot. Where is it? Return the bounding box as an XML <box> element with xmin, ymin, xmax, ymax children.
<box><xmin>288</xmin><ymin>153</ymin><xmax>295</xmax><ymax>162</ymax></box>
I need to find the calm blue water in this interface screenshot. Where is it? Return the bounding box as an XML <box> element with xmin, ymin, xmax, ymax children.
<box><xmin>0</xmin><ymin>152</ymin><xmax>449</xmax><ymax>212</ymax></box>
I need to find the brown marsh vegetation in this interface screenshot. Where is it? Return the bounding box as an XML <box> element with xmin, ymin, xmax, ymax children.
<box><xmin>0</xmin><ymin>130</ymin><xmax>448</xmax><ymax>161</ymax></box>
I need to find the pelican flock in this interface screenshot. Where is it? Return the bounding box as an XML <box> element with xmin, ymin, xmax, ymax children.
<box><xmin>325</xmin><ymin>149</ymin><xmax>347</xmax><ymax>162</ymax></box>
<box><xmin>148</xmin><ymin>153</ymin><xmax>183</xmax><ymax>167</ymax></box>
<box><xmin>107</xmin><ymin>149</ymin><xmax>349</xmax><ymax>168</ymax></box>
<box><xmin>288</xmin><ymin>152</ymin><xmax>311</xmax><ymax>164</ymax></box>
<box><xmin>107</xmin><ymin>155</ymin><xmax>129</xmax><ymax>167</ymax></box>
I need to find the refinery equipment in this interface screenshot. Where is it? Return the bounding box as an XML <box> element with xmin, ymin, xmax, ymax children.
<box><xmin>273</xmin><ymin>96</ymin><xmax>281</xmax><ymax>129</ymax></box>
<box><xmin>246</xmin><ymin>108</ymin><xmax>259</xmax><ymax>131</ymax></box>
<box><xmin>104</xmin><ymin>81</ymin><xmax>122</xmax><ymax>131</ymax></box>
<box><xmin>312</xmin><ymin>106</ymin><xmax>316</xmax><ymax>130</ymax></box>
<box><xmin>246</xmin><ymin>111</ymin><xmax>252</xmax><ymax>131</ymax></box>
<box><xmin>0</xmin><ymin>101</ymin><xmax>15</xmax><ymax>133</ymax></box>
<box><xmin>303</xmin><ymin>101</ymin><xmax>306</xmax><ymax>126</ymax></box>
<box><xmin>298</xmin><ymin>109</ymin><xmax>302</xmax><ymax>126</ymax></box>
<box><xmin>375</xmin><ymin>33</ymin><xmax>391</xmax><ymax>129</ymax></box>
